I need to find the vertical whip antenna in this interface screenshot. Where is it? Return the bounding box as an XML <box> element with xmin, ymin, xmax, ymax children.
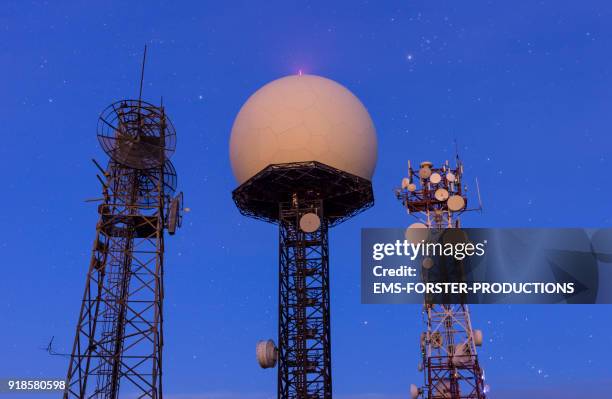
<box><xmin>454</xmin><ymin>138</ymin><xmax>461</xmax><ymax>167</ymax></box>
<box><xmin>138</xmin><ymin>45</ymin><xmax>147</xmax><ymax>105</ymax></box>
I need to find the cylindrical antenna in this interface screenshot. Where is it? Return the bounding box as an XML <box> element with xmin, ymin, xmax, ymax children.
<box><xmin>408</xmin><ymin>159</ymin><xmax>412</xmax><ymax>180</ymax></box>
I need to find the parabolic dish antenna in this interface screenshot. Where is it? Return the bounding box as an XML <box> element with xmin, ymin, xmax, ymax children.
<box><xmin>430</xmin><ymin>172</ymin><xmax>442</xmax><ymax>184</ymax></box>
<box><xmin>422</xmin><ymin>257</ymin><xmax>434</xmax><ymax>270</ymax></box>
<box><xmin>473</xmin><ymin>329</ymin><xmax>483</xmax><ymax>346</ymax></box>
<box><xmin>299</xmin><ymin>212</ymin><xmax>321</xmax><ymax>233</ymax></box>
<box><xmin>97</xmin><ymin>100</ymin><xmax>176</xmax><ymax>169</ymax></box>
<box><xmin>137</xmin><ymin>159</ymin><xmax>177</xmax><ymax>194</ymax></box>
<box><xmin>410</xmin><ymin>384</ymin><xmax>420</xmax><ymax>399</ymax></box>
<box><xmin>407</xmin><ymin>183</ymin><xmax>417</xmax><ymax>192</ymax></box>
<box><xmin>256</xmin><ymin>339</ymin><xmax>278</xmax><ymax>369</ymax></box>
<box><xmin>419</xmin><ymin>167</ymin><xmax>432</xmax><ymax>179</ymax></box>
<box><xmin>406</xmin><ymin>223</ymin><xmax>429</xmax><ymax>243</ymax></box>
<box><xmin>435</xmin><ymin>188</ymin><xmax>449</xmax><ymax>201</ymax></box>
<box><xmin>402</xmin><ymin>177</ymin><xmax>410</xmax><ymax>189</ymax></box>
<box><xmin>446</xmin><ymin>172</ymin><xmax>456</xmax><ymax>182</ymax></box>
<box><xmin>451</xmin><ymin>342</ymin><xmax>472</xmax><ymax>367</ymax></box>
<box><xmin>447</xmin><ymin>195</ymin><xmax>466</xmax><ymax>212</ymax></box>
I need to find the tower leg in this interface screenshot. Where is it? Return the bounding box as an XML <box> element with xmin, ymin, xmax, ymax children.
<box><xmin>278</xmin><ymin>199</ymin><xmax>332</xmax><ymax>399</ymax></box>
<box><xmin>65</xmin><ymin>165</ymin><xmax>165</xmax><ymax>399</ymax></box>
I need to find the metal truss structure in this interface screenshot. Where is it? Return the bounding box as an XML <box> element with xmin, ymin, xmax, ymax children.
<box><xmin>65</xmin><ymin>98</ymin><xmax>183</xmax><ymax>399</ymax></box>
<box><xmin>234</xmin><ymin>162</ymin><xmax>373</xmax><ymax>399</ymax></box>
<box><xmin>278</xmin><ymin>199</ymin><xmax>331</xmax><ymax>399</ymax></box>
<box><xmin>232</xmin><ymin>161</ymin><xmax>374</xmax><ymax>226</ymax></box>
<box><xmin>396</xmin><ymin>157</ymin><xmax>487</xmax><ymax>399</ymax></box>
<box><xmin>420</xmin><ymin>304</ymin><xmax>485</xmax><ymax>399</ymax></box>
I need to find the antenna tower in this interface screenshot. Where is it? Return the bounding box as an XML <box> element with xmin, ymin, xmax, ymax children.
<box><xmin>64</xmin><ymin>48</ymin><xmax>184</xmax><ymax>398</ymax></box>
<box><xmin>234</xmin><ymin>162</ymin><xmax>373</xmax><ymax>399</ymax></box>
<box><xmin>395</xmin><ymin>155</ymin><xmax>488</xmax><ymax>399</ymax></box>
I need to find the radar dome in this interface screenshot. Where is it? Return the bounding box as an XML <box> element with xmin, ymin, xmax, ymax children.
<box><xmin>229</xmin><ymin>74</ymin><xmax>377</xmax><ymax>184</ymax></box>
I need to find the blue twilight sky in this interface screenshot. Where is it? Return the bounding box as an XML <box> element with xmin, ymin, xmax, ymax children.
<box><xmin>1</xmin><ymin>1</ymin><xmax>612</xmax><ymax>398</ymax></box>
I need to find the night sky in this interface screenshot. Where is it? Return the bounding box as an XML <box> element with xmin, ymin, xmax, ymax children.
<box><xmin>1</xmin><ymin>1</ymin><xmax>612</xmax><ymax>398</ymax></box>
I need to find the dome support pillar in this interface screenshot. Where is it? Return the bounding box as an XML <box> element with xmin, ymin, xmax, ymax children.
<box><xmin>278</xmin><ymin>197</ymin><xmax>332</xmax><ymax>399</ymax></box>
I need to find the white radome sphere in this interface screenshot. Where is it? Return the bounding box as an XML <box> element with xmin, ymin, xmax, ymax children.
<box><xmin>229</xmin><ymin>74</ymin><xmax>377</xmax><ymax>184</ymax></box>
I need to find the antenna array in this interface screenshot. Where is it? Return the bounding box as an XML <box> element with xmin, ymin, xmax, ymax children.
<box><xmin>396</xmin><ymin>154</ymin><xmax>489</xmax><ymax>399</ymax></box>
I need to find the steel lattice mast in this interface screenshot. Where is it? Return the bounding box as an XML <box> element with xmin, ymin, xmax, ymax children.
<box><xmin>278</xmin><ymin>198</ymin><xmax>332</xmax><ymax>398</ymax></box>
<box><xmin>395</xmin><ymin>156</ymin><xmax>488</xmax><ymax>399</ymax></box>
<box><xmin>64</xmin><ymin>96</ymin><xmax>184</xmax><ymax>399</ymax></box>
<box><xmin>233</xmin><ymin>162</ymin><xmax>373</xmax><ymax>399</ymax></box>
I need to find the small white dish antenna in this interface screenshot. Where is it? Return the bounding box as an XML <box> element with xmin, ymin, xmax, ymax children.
<box><xmin>430</xmin><ymin>172</ymin><xmax>442</xmax><ymax>184</ymax></box>
<box><xmin>447</xmin><ymin>195</ymin><xmax>466</xmax><ymax>212</ymax></box>
<box><xmin>405</xmin><ymin>223</ymin><xmax>429</xmax><ymax>243</ymax></box>
<box><xmin>422</xmin><ymin>257</ymin><xmax>434</xmax><ymax>270</ymax></box>
<box><xmin>446</xmin><ymin>172</ymin><xmax>456</xmax><ymax>182</ymax></box>
<box><xmin>473</xmin><ymin>329</ymin><xmax>483</xmax><ymax>346</ymax></box>
<box><xmin>407</xmin><ymin>183</ymin><xmax>417</xmax><ymax>192</ymax></box>
<box><xmin>451</xmin><ymin>341</ymin><xmax>472</xmax><ymax>367</ymax></box>
<box><xmin>419</xmin><ymin>167</ymin><xmax>432</xmax><ymax>179</ymax></box>
<box><xmin>410</xmin><ymin>383</ymin><xmax>420</xmax><ymax>399</ymax></box>
<box><xmin>299</xmin><ymin>213</ymin><xmax>321</xmax><ymax>233</ymax></box>
<box><xmin>402</xmin><ymin>177</ymin><xmax>410</xmax><ymax>189</ymax></box>
<box><xmin>434</xmin><ymin>188</ymin><xmax>449</xmax><ymax>201</ymax></box>
<box><xmin>256</xmin><ymin>339</ymin><xmax>278</xmax><ymax>369</ymax></box>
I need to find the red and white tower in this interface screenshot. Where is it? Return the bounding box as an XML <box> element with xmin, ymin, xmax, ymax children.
<box><xmin>395</xmin><ymin>156</ymin><xmax>488</xmax><ymax>399</ymax></box>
